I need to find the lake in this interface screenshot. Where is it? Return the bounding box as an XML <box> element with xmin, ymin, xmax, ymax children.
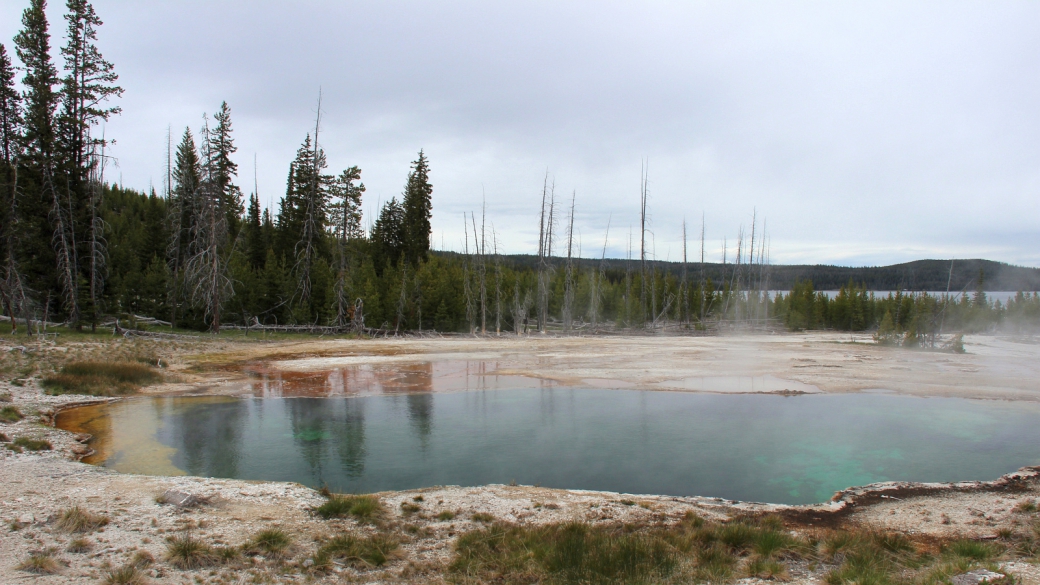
<box><xmin>57</xmin><ymin>389</ymin><xmax>1040</xmax><ymax>505</ymax></box>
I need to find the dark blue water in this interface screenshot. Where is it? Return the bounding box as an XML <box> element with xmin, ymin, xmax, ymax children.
<box><xmin>71</xmin><ymin>390</ymin><xmax>1040</xmax><ymax>505</ymax></box>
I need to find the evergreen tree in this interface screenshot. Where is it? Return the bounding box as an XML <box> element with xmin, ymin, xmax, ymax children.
<box><xmin>58</xmin><ymin>0</ymin><xmax>121</xmax><ymax>175</ymax></box>
<box><xmin>0</xmin><ymin>44</ymin><xmax>20</xmax><ymax>166</ymax></box>
<box><xmin>0</xmin><ymin>43</ymin><xmax>24</xmax><ymax>330</ymax></box>
<box><xmin>401</xmin><ymin>150</ymin><xmax>432</xmax><ymax>266</ymax></box>
<box><xmin>167</xmin><ymin>128</ymin><xmax>201</xmax><ymax>326</ymax></box>
<box><xmin>15</xmin><ymin>0</ymin><xmax>71</xmax><ymax>321</ymax></box>
<box><xmin>371</xmin><ymin>197</ymin><xmax>404</xmax><ymax>272</ymax></box>
<box><xmin>244</xmin><ymin>192</ymin><xmax>265</xmax><ymax>270</ymax></box>
<box><xmin>208</xmin><ymin>101</ymin><xmax>241</xmax><ymax>235</ymax></box>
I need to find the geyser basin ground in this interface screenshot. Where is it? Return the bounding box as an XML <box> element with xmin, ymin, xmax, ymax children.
<box><xmin>58</xmin><ymin>389</ymin><xmax>1040</xmax><ymax>505</ymax></box>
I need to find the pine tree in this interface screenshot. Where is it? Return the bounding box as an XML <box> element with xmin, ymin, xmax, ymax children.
<box><xmin>208</xmin><ymin>101</ymin><xmax>241</xmax><ymax>235</ymax></box>
<box><xmin>166</xmin><ymin>128</ymin><xmax>200</xmax><ymax>327</ymax></box>
<box><xmin>15</xmin><ymin>0</ymin><xmax>71</xmax><ymax>322</ymax></box>
<box><xmin>0</xmin><ymin>44</ymin><xmax>20</xmax><ymax>166</ymax></box>
<box><xmin>401</xmin><ymin>150</ymin><xmax>432</xmax><ymax>267</ymax></box>
<box><xmin>330</xmin><ymin>166</ymin><xmax>364</xmax><ymax>325</ymax></box>
<box><xmin>0</xmin><ymin>43</ymin><xmax>25</xmax><ymax>330</ymax></box>
<box><xmin>371</xmin><ymin>198</ymin><xmax>404</xmax><ymax>273</ymax></box>
<box><xmin>58</xmin><ymin>0</ymin><xmax>121</xmax><ymax>175</ymax></box>
<box><xmin>244</xmin><ymin>192</ymin><xmax>265</xmax><ymax>270</ymax></box>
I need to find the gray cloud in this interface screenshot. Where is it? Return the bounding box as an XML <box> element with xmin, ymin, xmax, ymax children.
<box><xmin>2</xmin><ymin>0</ymin><xmax>1037</xmax><ymax>266</ymax></box>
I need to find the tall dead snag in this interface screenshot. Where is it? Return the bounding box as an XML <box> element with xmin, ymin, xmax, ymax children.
<box><xmin>184</xmin><ymin>116</ymin><xmax>231</xmax><ymax>333</ymax></box>
<box><xmin>639</xmin><ymin>160</ymin><xmax>649</xmax><ymax>327</ymax></box>
<box><xmin>84</xmin><ymin>135</ymin><xmax>108</xmax><ymax>331</ymax></box>
<box><xmin>293</xmin><ymin>94</ymin><xmax>329</xmax><ymax>311</ymax></box>
<box><xmin>536</xmin><ymin>173</ymin><xmax>555</xmax><ymax>333</ymax></box>
<box><xmin>471</xmin><ymin>209</ymin><xmax>487</xmax><ymax>334</ymax></box>
<box><xmin>681</xmin><ymin>218</ymin><xmax>688</xmax><ymax>327</ymax></box>
<box><xmin>699</xmin><ymin>213</ymin><xmax>706</xmax><ymax>322</ymax></box>
<box><xmin>562</xmin><ymin>190</ymin><xmax>576</xmax><ymax>331</ymax></box>
<box><xmin>462</xmin><ymin>214</ymin><xmax>475</xmax><ymax>333</ymax></box>
<box><xmin>492</xmin><ymin>224</ymin><xmax>503</xmax><ymax>334</ymax></box>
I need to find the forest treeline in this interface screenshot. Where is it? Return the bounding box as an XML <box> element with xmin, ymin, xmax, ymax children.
<box><xmin>1</xmin><ymin>0</ymin><xmax>1038</xmax><ymax>338</ymax></box>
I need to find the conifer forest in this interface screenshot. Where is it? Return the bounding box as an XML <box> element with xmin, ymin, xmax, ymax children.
<box><xmin>1</xmin><ymin>0</ymin><xmax>1038</xmax><ymax>341</ymax></box>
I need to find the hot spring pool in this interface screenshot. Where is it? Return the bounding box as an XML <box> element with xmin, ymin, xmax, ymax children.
<box><xmin>57</xmin><ymin>389</ymin><xmax>1040</xmax><ymax>505</ymax></box>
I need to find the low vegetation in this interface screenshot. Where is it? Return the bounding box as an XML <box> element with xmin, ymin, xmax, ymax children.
<box><xmin>8</xmin><ymin>435</ymin><xmax>52</xmax><ymax>452</ymax></box>
<box><xmin>246</xmin><ymin>528</ymin><xmax>292</xmax><ymax>557</ymax></box>
<box><xmin>314</xmin><ymin>533</ymin><xmax>400</xmax><ymax>570</ymax></box>
<box><xmin>101</xmin><ymin>563</ymin><xmax>147</xmax><ymax>585</ymax></box>
<box><xmin>447</xmin><ymin>512</ymin><xmax>1029</xmax><ymax>585</ymax></box>
<box><xmin>165</xmin><ymin>533</ymin><xmax>217</xmax><ymax>570</ymax></box>
<box><xmin>17</xmin><ymin>549</ymin><xmax>60</xmax><ymax>574</ymax></box>
<box><xmin>0</xmin><ymin>404</ymin><xmax>23</xmax><ymax>422</ymax></box>
<box><xmin>55</xmin><ymin>506</ymin><xmax>110</xmax><ymax>533</ymax></box>
<box><xmin>41</xmin><ymin>361</ymin><xmax>162</xmax><ymax>396</ymax></box>
<box><xmin>315</xmin><ymin>494</ymin><xmax>384</xmax><ymax>522</ymax></box>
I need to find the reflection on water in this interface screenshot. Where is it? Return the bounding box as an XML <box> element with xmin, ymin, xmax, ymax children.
<box><xmin>58</xmin><ymin>391</ymin><xmax>1040</xmax><ymax>504</ymax></box>
<box><xmin>242</xmin><ymin>360</ymin><xmax>552</xmax><ymax>398</ymax></box>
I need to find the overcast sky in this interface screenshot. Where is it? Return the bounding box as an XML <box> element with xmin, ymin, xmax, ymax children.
<box><xmin>2</xmin><ymin>1</ymin><xmax>1038</xmax><ymax>267</ymax></box>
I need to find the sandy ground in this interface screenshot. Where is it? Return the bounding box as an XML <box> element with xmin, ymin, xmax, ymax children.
<box><xmin>3</xmin><ymin>331</ymin><xmax>1040</xmax><ymax>584</ymax></box>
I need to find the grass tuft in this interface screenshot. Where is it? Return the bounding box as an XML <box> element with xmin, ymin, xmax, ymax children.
<box><xmin>0</xmin><ymin>405</ymin><xmax>23</xmax><ymax>422</ymax></box>
<box><xmin>246</xmin><ymin>528</ymin><xmax>292</xmax><ymax>557</ymax></box>
<box><xmin>400</xmin><ymin>502</ymin><xmax>422</xmax><ymax>515</ymax></box>
<box><xmin>436</xmin><ymin>510</ymin><xmax>457</xmax><ymax>521</ymax></box>
<box><xmin>165</xmin><ymin>533</ymin><xmax>216</xmax><ymax>570</ymax></box>
<box><xmin>66</xmin><ymin>537</ymin><xmax>92</xmax><ymax>553</ymax></box>
<box><xmin>1015</xmin><ymin>500</ymin><xmax>1037</xmax><ymax>513</ymax></box>
<box><xmin>315</xmin><ymin>494</ymin><xmax>384</xmax><ymax>522</ymax></box>
<box><xmin>102</xmin><ymin>564</ymin><xmax>147</xmax><ymax>585</ymax></box>
<box><xmin>55</xmin><ymin>506</ymin><xmax>109</xmax><ymax>533</ymax></box>
<box><xmin>315</xmin><ymin>533</ymin><xmax>400</xmax><ymax>569</ymax></box>
<box><xmin>12</xmin><ymin>436</ymin><xmax>52</xmax><ymax>451</ymax></box>
<box><xmin>946</xmin><ymin>539</ymin><xmax>998</xmax><ymax>561</ymax></box>
<box><xmin>17</xmin><ymin>549</ymin><xmax>60</xmax><ymax>574</ymax></box>
<box><xmin>41</xmin><ymin>361</ymin><xmax>161</xmax><ymax>396</ymax></box>
<box><xmin>472</xmin><ymin>512</ymin><xmax>495</xmax><ymax>523</ymax></box>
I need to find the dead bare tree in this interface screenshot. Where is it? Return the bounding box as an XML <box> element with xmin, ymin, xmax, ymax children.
<box><xmin>471</xmin><ymin>208</ymin><xmax>487</xmax><ymax>334</ymax></box>
<box><xmin>84</xmin><ymin>134</ymin><xmax>110</xmax><ymax>332</ymax></box>
<box><xmin>511</xmin><ymin>281</ymin><xmax>532</xmax><ymax>335</ymax></box>
<box><xmin>639</xmin><ymin>160</ymin><xmax>649</xmax><ymax>325</ymax></box>
<box><xmin>536</xmin><ymin>173</ymin><xmax>556</xmax><ymax>333</ymax></box>
<box><xmin>492</xmin><ymin>224</ymin><xmax>503</xmax><ymax>334</ymax></box>
<box><xmin>48</xmin><ymin>166</ymin><xmax>78</xmax><ymax>325</ymax></box>
<box><xmin>562</xmin><ymin>190</ymin><xmax>576</xmax><ymax>331</ymax></box>
<box><xmin>462</xmin><ymin>214</ymin><xmax>475</xmax><ymax>333</ymax></box>
<box><xmin>293</xmin><ymin>94</ymin><xmax>327</xmax><ymax>311</ymax></box>
<box><xmin>184</xmin><ymin>116</ymin><xmax>232</xmax><ymax>333</ymax></box>
<box><xmin>681</xmin><ymin>218</ymin><xmax>688</xmax><ymax>327</ymax></box>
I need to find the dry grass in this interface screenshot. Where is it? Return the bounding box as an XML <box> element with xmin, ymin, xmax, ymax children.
<box><xmin>165</xmin><ymin>533</ymin><xmax>217</xmax><ymax>569</ymax></box>
<box><xmin>313</xmin><ymin>533</ymin><xmax>401</xmax><ymax>570</ymax></box>
<box><xmin>17</xmin><ymin>549</ymin><xmax>60</xmax><ymax>574</ymax></box>
<box><xmin>102</xmin><ymin>564</ymin><xmax>148</xmax><ymax>585</ymax></box>
<box><xmin>66</xmin><ymin>537</ymin><xmax>92</xmax><ymax>553</ymax></box>
<box><xmin>41</xmin><ymin>361</ymin><xmax>162</xmax><ymax>396</ymax></box>
<box><xmin>55</xmin><ymin>506</ymin><xmax>110</xmax><ymax>533</ymax></box>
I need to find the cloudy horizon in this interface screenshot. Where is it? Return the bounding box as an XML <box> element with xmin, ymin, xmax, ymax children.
<box><xmin>1</xmin><ymin>0</ymin><xmax>1037</xmax><ymax>268</ymax></box>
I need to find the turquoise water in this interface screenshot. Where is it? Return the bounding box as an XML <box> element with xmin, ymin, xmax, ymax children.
<box><xmin>70</xmin><ymin>390</ymin><xmax>1040</xmax><ymax>505</ymax></box>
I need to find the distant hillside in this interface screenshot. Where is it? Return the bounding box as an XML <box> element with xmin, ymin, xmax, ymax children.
<box><xmin>433</xmin><ymin>253</ymin><xmax>1040</xmax><ymax>292</ymax></box>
